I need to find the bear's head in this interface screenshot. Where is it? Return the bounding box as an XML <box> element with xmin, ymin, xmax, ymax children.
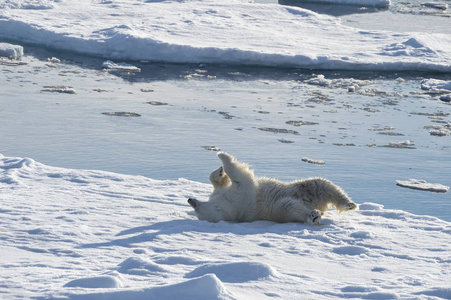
<box><xmin>209</xmin><ymin>166</ymin><xmax>231</xmax><ymax>188</ymax></box>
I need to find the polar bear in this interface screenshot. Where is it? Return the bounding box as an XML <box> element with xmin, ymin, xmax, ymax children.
<box><xmin>188</xmin><ymin>152</ymin><xmax>357</xmax><ymax>225</ymax></box>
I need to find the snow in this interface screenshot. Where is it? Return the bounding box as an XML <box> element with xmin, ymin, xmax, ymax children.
<box><xmin>1</xmin><ymin>0</ymin><xmax>451</xmax><ymax>72</ymax></box>
<box><xmin>1</xmin><ymin>153</ymin><xmax>451</xmax><ymax>299</ymax></box>
<box><xmin>0</xmin><ymin>42</ymin><xmax>23</xmax><ymax>60</ymax></box>
<box><xmin>396</xmin><ymin>179</ymin><xmax>450</xmax><ymax>193</ymax></box>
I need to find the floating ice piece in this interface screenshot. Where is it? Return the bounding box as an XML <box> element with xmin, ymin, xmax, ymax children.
<box><xmin>286</xmin><ymin>120</ymin><xmax>319</xmax><ymax>126</ymax></box>
<box><xmin>396</xmin><ymin>179</ymin><xmax>449</xmax><ymax>193</ymax></box>
<box><xmin>305</xmin><ymin>75</ymin><xmax>373</xmax><ymax>89</ymax></box>
<box><xmin>47</xmin><ymin>57</ymin><xmax>60</xmax><ymax>63</ymax></box>
<box><xmin>201</xmin><ymin>146</ymin><xmax>221</xmax><ymax>151</ymax></box>
<box><xmin>0</xmin><ymin>43</ymin><xmax>23</xmax><ymax>60</ymax></box>
<box><xmin>383</xmin><ymin>140</ymin><xmax>415</xmax><ymax>148</ymax></box>
<box><xmin>41</xmin><ymin>85</ymin><xmax>76</xmax><ymax>94</ymax></box>
<box><xmin>421</xmin><ymin>79</ymin><xmax>451</xmax><ymax>92</ymax></box>
<box><xmin>102</xmin><ymin>60</ymin><xmax>141</xmax><ymax>72</ymax></box>
<box><xmin>429</xmin><ymin>129</ymin><xmax>450</xmax><ymax>136</ymax></box>
<box><xmin>422</xmin><ymin>2</ymin><xmax>448</xmax><ymax>10</ymax></box>
<box><xmin>302</xmin><ymin>157</ymin><xmax>325</xmax><ymax>165</ymax></box>
<box><xmin>101</xmin><ymin>112</ymin><xmax>141</xmax><ymax>117</ymax></box>
<box><xmin>440</xmin><ymin>94</ymin><xmax>451</xmax><ymax>102</ymax></box>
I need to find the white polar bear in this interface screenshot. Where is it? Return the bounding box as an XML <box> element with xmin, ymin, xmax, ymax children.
<box><xmin>188</xmin><ymin>152</ymin><xmax>357</xmax><ymax>225</ymax></box>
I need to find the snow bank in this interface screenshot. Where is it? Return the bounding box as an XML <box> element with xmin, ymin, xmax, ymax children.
<box><xmin>0</xmin><ymin>0</ymin><xmax>450</xmax><ymax>71</ymax></box>
<box><xmin>396</xmin><ymin>179</ymin><xmax>450</xmax><ymax>193</ymax></box>
<box><xmin>0</xmin><ymin>43</ymin><xmax>23</xmax><ymax>60</ymax></box>
<box><xmin>1</xmin><ymin>154</ymin><xmax>450</xmax><ymax>299</ymax></box>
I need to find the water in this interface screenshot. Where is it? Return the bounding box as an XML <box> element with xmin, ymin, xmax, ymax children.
<box><xmin>261</xmin><ymin>0</ymin><xmax>451</xmax><ymax>34</ymax></box>
<box><xmin>1</xmin><ymin>0</ymin><xmax>450</xmax><ymax>221</ymax></box>
<box><xmin>1</xmin><ymin>45</ymin><xmax>450</xmax><ymax>221</ymax></box>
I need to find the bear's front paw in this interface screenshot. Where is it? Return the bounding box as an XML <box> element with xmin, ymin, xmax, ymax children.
<box><xmin>341</xmin><ymin>202</ymin><xmax>358</xmax><ymax>213</ymax></box>
<box><xmin>308</xmin><ymin>210</ymin><xmax>322</xmax><ymax>225</ymax></box>
<box><xmin>217</xmin><ymin>152</ymin><xmax>233</xmax><ymax>162</ymax></box>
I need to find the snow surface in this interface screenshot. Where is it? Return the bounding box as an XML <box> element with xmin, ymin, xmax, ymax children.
<box><xmin>1</xmin><ymin>0</ymin><xmax>451</xmax><ymax>71</ymax></box>
<box><xmin>1</xmin><ymin>154</ymin><xmax>451</xmax><ymax>299</ymax></box>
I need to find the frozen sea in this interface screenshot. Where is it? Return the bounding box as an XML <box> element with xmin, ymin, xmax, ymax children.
<box><xmin>0</xmin><ymin>0</ymin><xmax>451</xmax><ymax>299</ymax></box>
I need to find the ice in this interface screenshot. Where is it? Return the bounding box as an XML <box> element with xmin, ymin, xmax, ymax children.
<box><xmin>429</xmin><ymin>129</ymin><xmax>450</xmax><ymax>136</ymax></box>
<box><xmin>301</xmin><ymin>157</ymin><xmax>325</xmax><ymax>165</ymax></box>
<box><xmin>295</xmin><ymin>0</ymin><xmax>391</xmax><ymax>7</ymax></box>
<box><xmin>421</xmin><ymin>79</ymin><xmax>451</xmax><ymax>92</ymax></box>
<box><xmin>102</xmin><ymin>60</ymin><xmax>141</xmax><ymax>72</ymax></box>
<box><xmin>0</xmin><ymin>42</ymin><xmax>23</xmax><ymax>60</ymax></box>
<box><xmin>396</xmin><ymin>179</ymin><xmax>450</xmax><ymax>193</ymax></box>
<box><xmin>422</xmin><ymin>2</ymin><xmax>448</xmax><ymax>10</ymax></box>
<box><xmin>1</xmin><ymin>154</ymin><xmax>450</xmax><ymax>299</ymax></box>
<box><xmin>440</xmin><ymin>94</ymin><xmax>451</xmax><ymax>102</ymax></box>
<box><xmin>1</xmin><ymin>0</ymin><xmax>451</xmax><ymax>71</ymax></box>
<box><xmin>305</xmin><ymin>74</ymin><xmax>373</xmax><ymax>90</ymax></box>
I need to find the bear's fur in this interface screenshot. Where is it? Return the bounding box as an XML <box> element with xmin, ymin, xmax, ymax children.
<box><xmin>188</xmin><ymin>152</ymin><xmax>357</xmax><ymax>225</ymax></box>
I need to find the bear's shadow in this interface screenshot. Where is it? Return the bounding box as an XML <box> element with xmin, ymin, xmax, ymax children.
<box><xmin>80</xmin><ymin>215</ymin><xmax>336</xmax><ymax>249</ymax></box>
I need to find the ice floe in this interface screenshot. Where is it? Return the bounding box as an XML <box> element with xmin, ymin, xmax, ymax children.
<box><xmin>102</xmin><ymin>60</ymin><xmax>141</xmax><ymax>72</ymax></box>
<box><xmin>396</xmin><ymin>179</ymin><xmax>450</xmax><ymax>193</ymax></box>
<box><xmin>301</xmin><ymin>157</ymin><xmax>325</xmax><ymax>165</ymax></box>
<box><xmin>1</xmin><ymin>154</ymin><xmax>450</xmax><ymax>299</ymax></box>
<box><xmin>421</xmin><ymin>79</ymin><xmax>451</xmax><ymax>93</ymax></box>
<box><xmin>0</xmin><ymin>0</ymin><xmax>451</xmax><ymax>71</ymax></box>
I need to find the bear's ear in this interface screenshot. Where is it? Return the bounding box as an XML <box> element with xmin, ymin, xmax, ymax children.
<box><xmin>188</xmin><ymin>198</ymin><xmax>199</xmax><ymax>209</ymax></box>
